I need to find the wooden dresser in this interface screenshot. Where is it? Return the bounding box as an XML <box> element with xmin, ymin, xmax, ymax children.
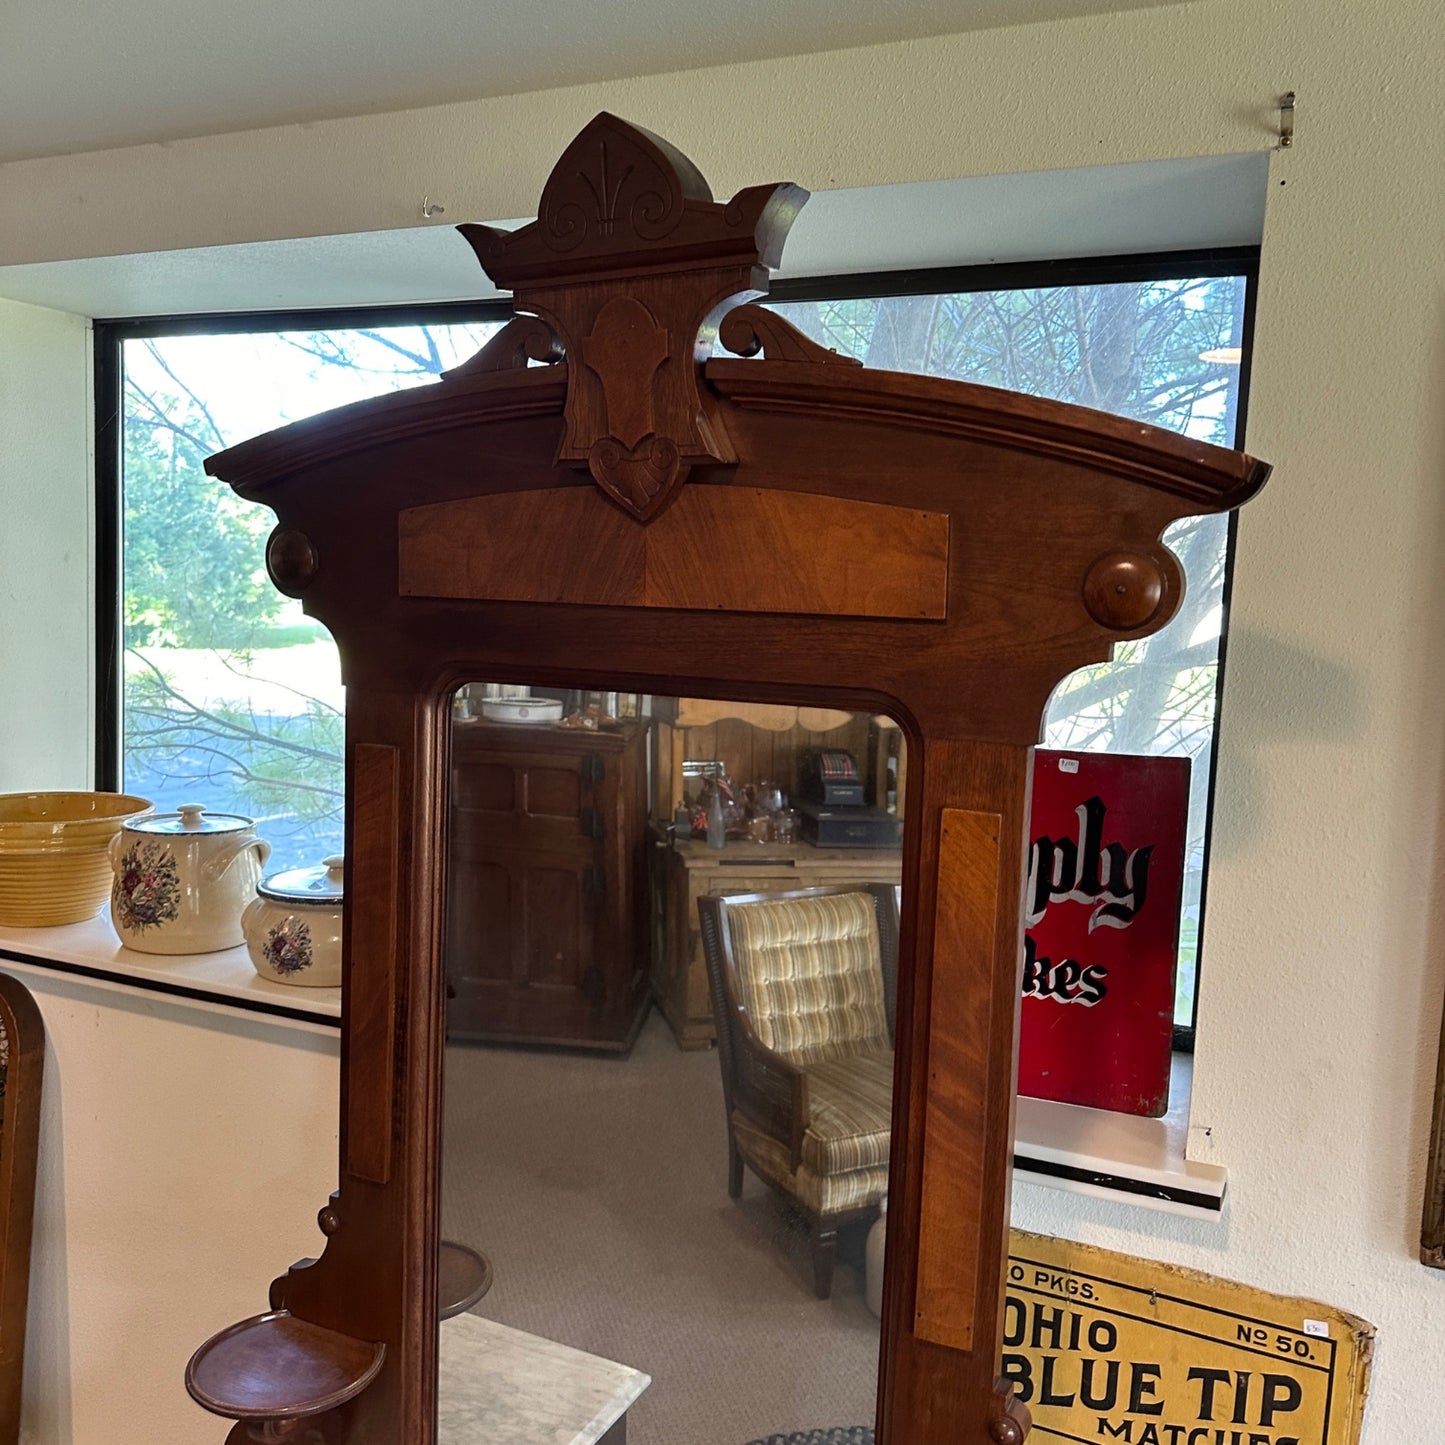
<box><xmin>650</xmin><ymin>828</ymin><xmax>904</xmax><ymax>1048</ymax></box>
<box><xmin>446</xmin><ymin>719</ymin><xmax>650</xmax><ymax>1050</ymax></box>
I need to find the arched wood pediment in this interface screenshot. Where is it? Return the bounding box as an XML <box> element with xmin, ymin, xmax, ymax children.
<box><xmin>208</xmin><ymin>312</ymin><xmax>1264</xmax><ymax>513</ymax></box>
<box><xmin>206</xmin><ymin>318</ymin><xmax>1262</xmax><ymax>741</ymax></box>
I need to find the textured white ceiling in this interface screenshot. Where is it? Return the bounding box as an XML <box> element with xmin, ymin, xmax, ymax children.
<box><xmin>1</xmin><ymin>0</ymin><xmax>1195</xmax><ymax>163</ymax></box>
<box><xmin>0</xmin><ymin>154</ymin><xmax>1267</xmax><ymax>318</ymax></box>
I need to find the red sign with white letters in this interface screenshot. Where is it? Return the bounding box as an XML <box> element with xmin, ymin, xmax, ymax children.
<box><xmin>1017</xmin><ymin>750</ymin><xmax>1191</xmax><ymax>1116</ymax></box>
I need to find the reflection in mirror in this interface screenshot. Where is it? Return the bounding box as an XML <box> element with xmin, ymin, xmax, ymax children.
<box><xmin>438</xmin><ymin>685</ymin><xmax>909</xmax><ymax>1443</ymax></box>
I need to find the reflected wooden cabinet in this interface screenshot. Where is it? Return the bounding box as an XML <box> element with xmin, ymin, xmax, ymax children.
<box><xmin>445</xmin><ymin>719</ymin><xmax>650</xmax><ymax>1050</ymax></box>
<box><xmin>651</xmin><ymin>831</ymin><xmax>904</xmax><ymax>1048</ymax></box>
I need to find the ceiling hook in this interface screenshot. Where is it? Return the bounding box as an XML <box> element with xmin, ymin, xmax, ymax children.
<box><xmin>1279</xmin><ymin>92</ymin><xmax>1296</xmax><ymax>149</ymax></box>
<box><xmin>421</xmin><ymin>195</ymin><xmax>446</xmax><ymax>219</ymax></box>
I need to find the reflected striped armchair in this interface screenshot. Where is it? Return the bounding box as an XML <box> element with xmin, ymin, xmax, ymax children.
<box><xmin>698</xmin><ymin>885</ymin><xmax>898</xmax><ymax>1298</ymax></box>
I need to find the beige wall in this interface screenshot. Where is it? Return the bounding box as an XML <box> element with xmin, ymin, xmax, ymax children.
<box><xmin>0</xmin><ymin>299</ymin><xmax>92</xmax><ymax>793</ymax></box>
<box><xmin>3</xmin><ymin>964</ymin><xmax>339</xmax><ymax>1445</ymax></box>
<box><xmin>1</xmin><ymin>0</ymin><xmax>1442</xmax><ymax>1439</ymax></box>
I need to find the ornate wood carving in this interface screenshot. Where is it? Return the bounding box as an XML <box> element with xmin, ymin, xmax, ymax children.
<box><xmin>989</xmin><ymin>1381</ymin><xmax>1033</xmax><ymax>1445</ymax></box>
<box><xmin>441</xmin><ymin>315</ymin><xmax>563</xmax><ymax>379</ymax></box>
<box><xmin>458</xmin><ymin>112</ymin><xmax>807</xmax><ymax>520</ymax></box>
<box><xmin>398</xmin><ymin>485</ymin><xmax>948</xmax><ymax>619</ymax></box>
<box><xmin>194</xmin><ymin>113</ymin><xmax>1270</xmax><ymax>1445</ymax></box>
<box><xmin>224</xmin><ymin>1420</ymin><xmax>340</xmax><ymax>1444</ymax></box>
<box><xmin>1081</xmin><ymin>549</ymin><xmax>1172</xmax><ymax>631</ymax></box>
<box><xmin>718</xmin><ymin>304</ymin><xmax>863</xmax><ymax>367</ymax></box>
<box><xmin>267</xmin><ymin>528</ymin><xmax>319</xmax><ymax>597</ymax></box>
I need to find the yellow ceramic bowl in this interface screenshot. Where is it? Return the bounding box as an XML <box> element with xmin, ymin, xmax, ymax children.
<box><xmin>0</xmin><ymin>792</ymin><xmax>153</xmax><ymax>927</ymax></box>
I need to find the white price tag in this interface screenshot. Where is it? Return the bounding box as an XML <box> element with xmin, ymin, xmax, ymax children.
<box><xmin>1058</xmin><ymin>757</ymin><xmax>1080</xmax><ymax>774</ymax></box>
<box><xmin>1303</xmin><ymin>1318</ymin><xmax>1330</xmax><ymax>1338</ymax></box>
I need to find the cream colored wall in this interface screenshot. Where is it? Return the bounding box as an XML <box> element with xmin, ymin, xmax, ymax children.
<box><xmin>0</xmin><ymin>6</ymin><xmax>1310</xmax><ymax>268</ymax></box>
<box><xmin>1</xmin><ymin>0</ymin><xmax>1443</xmax><ymax>1440</ymax></box>
<box><xmin>0</xmin><ymin>299</ymin><xmax>92</xmax><ymax>793</ymax></box>
<box><xmin>3</xmin><ymin>963</ymin><xmax>339</xmax><ymax>1445</ymax></box>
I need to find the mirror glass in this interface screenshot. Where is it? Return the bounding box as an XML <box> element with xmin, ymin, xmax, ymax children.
<box><xmin>437</xmin><ymin>683</ymin><xmax>909</xmax><ymax>1443</ymax></box>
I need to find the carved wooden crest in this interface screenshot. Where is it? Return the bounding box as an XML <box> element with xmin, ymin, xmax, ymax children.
<box><xmin>459</xmin><ymin>113</ymin><xmax>806</xmax><ymax>520</ymax></box>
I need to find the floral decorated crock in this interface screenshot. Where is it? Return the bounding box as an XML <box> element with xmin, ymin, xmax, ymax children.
<box><xmin>242</xmin><ymin>856</ymin><xmax>344</xmax><ymax>988</ymax></box>
<box><xmin>108</xmin><ymin>804</ymin><xmax>270</xmax><ymax>955</ymax></box>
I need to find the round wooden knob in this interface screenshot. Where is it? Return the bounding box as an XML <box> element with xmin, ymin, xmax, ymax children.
<box><xmin>989</xmin><ymin>1417</ymin><xmax>1026</xmax><ymax>1445</ymax></box>
<box><xmin>1082</xmin><ymin>550</ymin><xmax>1165</xmax><ymax>631</ymax></box>
<box><xmin>317</xmin><ymin>1206</ymin><xmax>340</xmax><ymax>1237</ymax></box>
<box><xmin>267</xmin><ymin>528</ymin><xmax>319</xmax><ymax>596</ymax></box>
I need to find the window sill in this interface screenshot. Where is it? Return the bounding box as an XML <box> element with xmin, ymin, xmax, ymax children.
<box><xmin>0</xmin><ymin>910</ymin><xmax>340</xmax><ymax>1029</ymax></box>
<box><xmin>1012</xmin><ymin>1052</ymin><xmax>1226</xmax><ymax>1219</ymax></box>
<box><xmin>0</xmin><ymin>920</ymin><xmax>1224</xmax><ymax>1215</ymax></box>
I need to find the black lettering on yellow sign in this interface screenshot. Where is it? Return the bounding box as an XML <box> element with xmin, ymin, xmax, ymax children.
<box><xmin>1001</xmin><ymin>1233</ymin><xmax>1373</xmax><ymax>1445</ymax></box>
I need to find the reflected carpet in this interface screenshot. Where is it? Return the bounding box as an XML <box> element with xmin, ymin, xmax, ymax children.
<box><xmin>746</xmin><ymin>1431</ymin><xmax>875</xmax><ymax>1445</ymax></box>
<box><xmin>441</xmin><ymin>1011</ymin><xmax>881</xmax><ymax>1444</ymax></box>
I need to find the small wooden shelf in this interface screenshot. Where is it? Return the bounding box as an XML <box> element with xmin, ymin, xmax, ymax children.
<box><xmin>438</xmin><ymin>1241</ymin><xmax>493</xmax><ymax>1320</ymax></box>
<box><xmin>186</xmin><ymin>1310</ymin><xmax>385</xmax><ymax>1423</ymax></box>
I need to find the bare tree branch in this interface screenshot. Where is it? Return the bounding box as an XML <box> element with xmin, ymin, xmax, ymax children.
<box><xmin>211</xmin><ymin>649</ymin><xmax>343</xmax><ymax>717</ymax></box>
<box><xmin>126</xmin><ymin>378</ymin><xmax>221</xmax><ymax>459</ymax></box>
<box><xmin>140</xmin><ymin>340</ymin><xmax>228</xmax><ymax>450</ymax></box>
<box><xmin>126</xmin><ymin>648</ymin><xmax>342</xmax><ymax>768</ymax></box>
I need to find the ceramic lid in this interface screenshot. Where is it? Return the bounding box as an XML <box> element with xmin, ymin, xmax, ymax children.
<box><xmin>259</xmin><ymin>855</ymin><xmax>345</xmax><ymax>905</ymax></box>
<box><xmin>127</xmin><ymin>803</ymin><xmax>255</xmax><ymax>835</ymax></box>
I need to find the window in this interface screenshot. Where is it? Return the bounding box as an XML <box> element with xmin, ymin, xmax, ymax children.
<box><xmin>100</xmin><ymin>311</ymin><xmax>508</xmax><ymax>874</ymax></box>
<box><xmin>97</xmin><ymin>252</ymin><xmax>1254</xmax><ymax>1033</ymax></box>
<box><xmin>766</xmin><ymin>255</ymin><xmax>1256</xmax><ymax>1040</ymax></box>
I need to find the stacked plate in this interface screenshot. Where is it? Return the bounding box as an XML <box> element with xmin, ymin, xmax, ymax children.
<box><xmin>479</xmin><ymin>696</ymin><xmax>564</xmax><ymax>724</ymax></box>
<box><xmin>0</xmin><ymin>791</ymin><xmax>153</xmax><ymax>927</ymax></box>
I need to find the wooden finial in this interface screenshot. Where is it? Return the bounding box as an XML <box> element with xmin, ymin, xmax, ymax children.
<box><xmin>458</xmin><ymin>113</ymin><xmax>808</xmax><ymax>521</ymax></box>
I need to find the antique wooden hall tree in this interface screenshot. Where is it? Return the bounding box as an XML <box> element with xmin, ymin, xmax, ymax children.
<box><xmin>185</xmin><ymin>115</ymin><xmax>1268</xmax><ymax>1443</ymax></box>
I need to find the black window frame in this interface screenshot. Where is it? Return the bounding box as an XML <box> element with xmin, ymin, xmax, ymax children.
<box><xmin>94</xmin><ymin>245</ymin><xmax>1259</xmax><ymax>1053</ymax></box>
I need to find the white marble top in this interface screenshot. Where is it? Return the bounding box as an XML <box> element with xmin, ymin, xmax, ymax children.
<box><xmin>0</xmin><ymin>905</ymin><xmax>341</xmax><ymax>1022</ymax></box>
<box><xmin>439</xmin><ymin>1312</ymin><xmax>650</xmax><ymax>1445</ymax></box>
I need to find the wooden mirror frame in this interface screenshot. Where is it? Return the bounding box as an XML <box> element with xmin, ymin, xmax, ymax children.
<box><xmin>0</xmin><ymin>973</ymin><xmax>43</xmax><ymax>1444</ymax></box>
<box><xmin>186</xmin><ymin>114</ymin><xmax>1269</xmax><ymax>1445</ymax></box>
<box><xmin>1420</xmin><ymin>1000</ymin><xmax>1445</xmax><ymax>1267</ymax></box>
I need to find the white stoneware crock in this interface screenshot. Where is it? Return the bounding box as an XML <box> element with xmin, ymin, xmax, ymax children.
<box><xmin>108</xmin><ymin>804</ymin><xmax>270</xmax><ymax>955</ymax></box>
<box><xmin>242</xmin><ymin>855</ymin><xmax>344</xmax><ymax>988</ymax></box>
<box><xmin>479</xmin><ymin>695</ymin><xmax>564</xmax><ymax>724</ymax></box>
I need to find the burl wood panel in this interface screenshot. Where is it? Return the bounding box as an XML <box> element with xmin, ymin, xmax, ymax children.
<box><xmin>347</xmin><ymin>745</ymin><xmax>401</xmax><ymax>1186</ymax></box>
<box><xmin>398</xmin><ymin>484</ymin><xmax>948</xmax><ymax>621</ymax></box>
<box><xmin>914</xmin><ymin>807</ymin><xmax>1002</xmax><ymax>1353</ymax></box>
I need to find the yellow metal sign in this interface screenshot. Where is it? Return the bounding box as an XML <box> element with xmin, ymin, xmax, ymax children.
<box><xmin>1004</xmin><ymin>1231</ymin><xmax>1374</xmax><ymax>1445</ymax></box>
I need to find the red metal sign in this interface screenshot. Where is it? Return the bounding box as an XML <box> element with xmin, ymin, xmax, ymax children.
<box><xmin>1018</xmin><ymin>749</ymin><xmax>1191</xmax><ymax>1116</ymax></box>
